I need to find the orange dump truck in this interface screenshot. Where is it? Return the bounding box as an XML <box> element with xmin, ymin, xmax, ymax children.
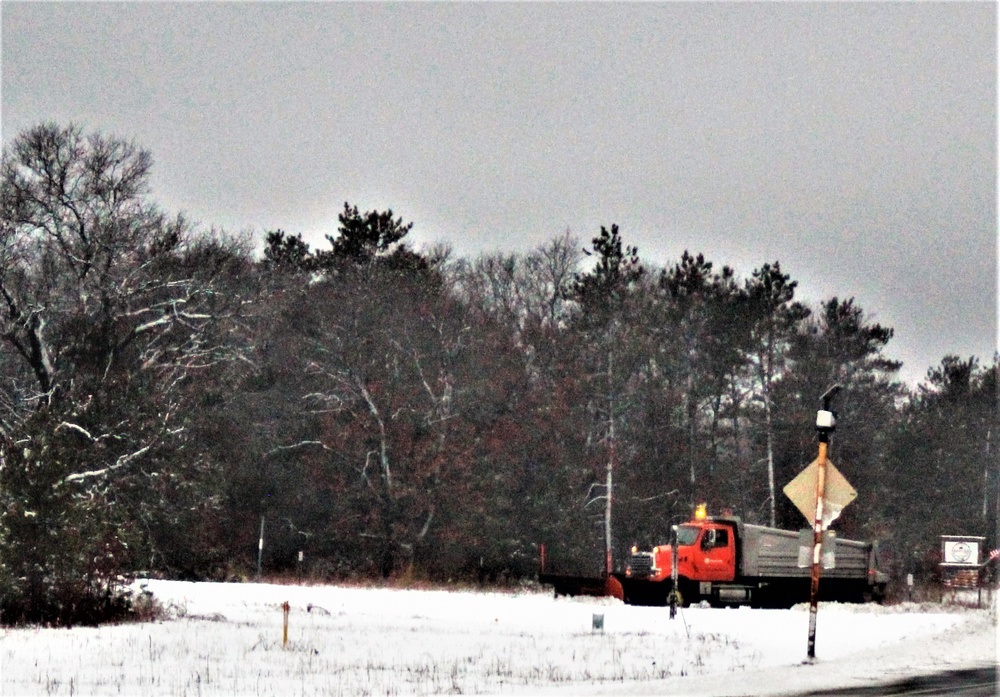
<box><xmin>618</xmin><ymin>507</ymin><xmax>888</xmax><ymax>608</ymax></box>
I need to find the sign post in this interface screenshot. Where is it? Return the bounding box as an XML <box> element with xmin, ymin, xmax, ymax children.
<box><xmin>781</xmin><ymin>386</ymin><xmax>856</xmax><ymax>661</ymax></box>
<box><xmin>806</xmin><ymin>409</ymin><xmax>830</xmax><ymax>661</ymax></box>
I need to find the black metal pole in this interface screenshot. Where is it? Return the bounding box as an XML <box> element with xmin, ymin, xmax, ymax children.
<box><xmin>669</xmin><ymin>524</ymin><xmax>679</xmax><ymax>619</ymax></box>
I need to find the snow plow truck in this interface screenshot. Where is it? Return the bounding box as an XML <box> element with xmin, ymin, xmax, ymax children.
<box><xmin>541</xmin><ymin>506</ymin><xmax>888</xmax><ymax>608</ymax></box>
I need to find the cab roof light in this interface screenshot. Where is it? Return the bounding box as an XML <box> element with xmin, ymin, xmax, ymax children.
<box><xmin>694</xmin><ymin>503</ymin><xmax>708</xmax><ymax>520</ymax></box>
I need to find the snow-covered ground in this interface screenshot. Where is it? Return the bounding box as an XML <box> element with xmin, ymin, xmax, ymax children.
<box><xmin>0</xmin><ymin>579</ymin><xmax>995</xmax><ymax>696</ymax></box>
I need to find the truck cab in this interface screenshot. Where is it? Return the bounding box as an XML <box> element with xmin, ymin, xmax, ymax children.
<box><xmin>626</xmin><ymin>515</ymin><xmax>737</xmax><ymax>585</ymax></box>
<box><xmin>692</xmin><ymin>523</ymin><xmax>736</xmax><ymax>582</ymax></box>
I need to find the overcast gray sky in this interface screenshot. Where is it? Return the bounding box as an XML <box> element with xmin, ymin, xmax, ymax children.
<box><xmin>2</xmin><ymin>2</ymin><xmax>996</xmax><ymax>387</ymax></box>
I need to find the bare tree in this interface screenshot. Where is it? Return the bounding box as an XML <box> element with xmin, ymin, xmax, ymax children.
<box><xmin>0</xmin><ymin>123</ymin><xmax>252</xmax><ymax>624</ymax></box>
<box><xmin>520</xmin><ymin>231</ymin><xmax>581</xmax><ymax>331</ymax></box>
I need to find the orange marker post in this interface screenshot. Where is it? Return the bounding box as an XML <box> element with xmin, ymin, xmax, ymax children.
<box><xmin>282</xmin><ymin>601</ymin><xmax>290</xmax><ymax>648</ymax></box>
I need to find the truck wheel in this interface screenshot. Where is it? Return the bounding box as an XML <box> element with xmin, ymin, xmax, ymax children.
<box><xmin>864</xmin><ymin>584</ymin><xmax>886</xmax><ymax>604</ymax></box>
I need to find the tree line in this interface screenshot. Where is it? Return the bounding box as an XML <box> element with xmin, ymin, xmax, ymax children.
<box><xmin>1</xmin><ymin>123</ymin><xmax>995</xmax><ymax>625</ymax></box>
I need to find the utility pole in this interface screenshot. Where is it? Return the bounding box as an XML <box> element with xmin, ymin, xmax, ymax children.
<box><xmin>807</xmin><ymin>385</ymin><xmax>839</xmax><ymax>660</ymax></box>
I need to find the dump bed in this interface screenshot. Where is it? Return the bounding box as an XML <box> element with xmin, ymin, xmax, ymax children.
<box><xmin>740</xmin><ymin>524</ymin><xmax>873</xmax><ymax>580</ymax></box>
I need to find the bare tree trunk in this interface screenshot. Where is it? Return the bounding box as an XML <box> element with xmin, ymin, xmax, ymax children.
<box><xmin>687</xmin><ymin>371</ymin><xmax>696</xmax><ymax>487</ymax></box>
<box><xmin>765</xmin><ymin>392</ymin><xmax>777</xmax><ymax>528</ymax></box>
<box><xmin>983</xmin><ymin>427</ymin><xmax>991</xmax><ymax>521</ymax></box>
<box><xmin>728</xmin><ymin>380</ymin><xmax>749</xmax><ymax>515</ymax></box>
<box><xmin>759</xmin><ymin>335</ymin><xmax>778</xmax><ymax>528</ymax></box>
<box><xmin>605</xmin><ymin>350</ymin><xmax>615</xmax><ymax>577</ymax></box>
<box><xmin>359</xmin><ymin>382</ymin><xmax>392</xmax><ymax>492</ymax></box>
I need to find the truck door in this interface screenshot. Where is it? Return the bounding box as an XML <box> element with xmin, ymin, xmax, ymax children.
<box><xmin>699</xmin><ymin>526</ymin><xmax>736</xmax><ymax>582</ymax></box>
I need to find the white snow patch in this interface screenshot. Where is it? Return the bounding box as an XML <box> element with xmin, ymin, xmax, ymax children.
<box><xmin>0</xmin><ymin>580</ymin><xmax>994</xmax><ymax>696</ymax></box>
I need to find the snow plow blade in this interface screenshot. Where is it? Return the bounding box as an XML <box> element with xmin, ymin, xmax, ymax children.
<box><xmin>537</xmin><ymin>573</ymin><xmax>624</xmax><ymax>600</ymax></box>
<box><xmin>538</xmin><ymin>573</ymin><xmax>604</xmax><ymax>597</ymax></box>
<box><xmin>617</xmin><ymin>575</ymin><xmax>673</xmax><ymax>606</ymax></box>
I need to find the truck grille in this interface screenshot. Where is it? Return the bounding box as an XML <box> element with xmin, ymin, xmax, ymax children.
<box><xmin>628</xmin><ymin>552</ymin><xmax>655</xmax><ymax>577</ymax></box>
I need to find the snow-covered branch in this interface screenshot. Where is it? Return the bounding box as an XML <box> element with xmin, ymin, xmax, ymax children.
<box><xmin>267</xmin><ymin>440</ymin><xmax>331</xmax><ymax>455</ymax></box>
<box><xmin>58</xmin><ymin>444</ymin><xmax>152</xmax><ymax>486</ymax></box>
<box><xmin>54</xmin><ymin>421</ymin><xmax>95</xmax><ymax>441</ymax></box>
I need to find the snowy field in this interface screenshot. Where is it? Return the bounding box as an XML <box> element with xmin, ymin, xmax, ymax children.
<box><xmin>0</xmin><ymin>579</ymin><xmax>995</xmax><ymax>696</ymax></box>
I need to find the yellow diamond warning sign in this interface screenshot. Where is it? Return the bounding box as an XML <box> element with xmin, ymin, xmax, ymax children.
<box><xmin>783</xmin><ymin>458</ymin><xmax>857</xmax><ymax>529</ymax></box>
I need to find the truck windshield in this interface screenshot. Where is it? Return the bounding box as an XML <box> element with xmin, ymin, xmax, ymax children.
<box><xmin>676</xmin><ymin>525</ymin><xmax>700</xmax><ymax>546</ymax></box>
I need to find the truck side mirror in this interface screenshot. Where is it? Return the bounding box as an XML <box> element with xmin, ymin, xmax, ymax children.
<box><xmin>701</xmin><ymin>529</ymin><xmax>716</xmax><ymax>550</ymax></box>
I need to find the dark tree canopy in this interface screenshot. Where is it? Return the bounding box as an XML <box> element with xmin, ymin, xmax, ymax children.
<box><xmin>328</xmin><ymin>202</ymin><xmax>412</xmax><ymax>260</ymax></box>
<box><xmin>2</xmin><ymin>123</ymin><xmax>995</xmax><ymax>626</ymax></box>
<box><xmin>574</xmin><ymin>223</ymin><xmax>643</xmax><ymax>317</ymax></box>
<box><xmin>263</xmin><ymin>203</ymin><xmax>429</xmax><ymax>276</ymax></box>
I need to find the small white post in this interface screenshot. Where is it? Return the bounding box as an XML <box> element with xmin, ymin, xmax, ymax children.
<box><xmin>257</xmin><ymin>516</ymin><xmax>265</xmax><ymax>580</ymax></box>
